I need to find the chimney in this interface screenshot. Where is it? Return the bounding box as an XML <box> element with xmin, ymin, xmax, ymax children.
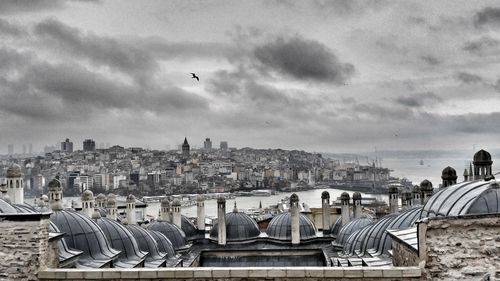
<box><xmin>352</xmin><ymin>192</ymin><xmax>362</xmax><ymax>218</ymax></box>
<box><xmin>217</xmin><ymin>197</ymin><xmax>226</xmax><ymax>245</ymax></box>
<box><xmin>172</xmin><ymin>199</ymin><xmax>182</xmax><ymax>229</ymax></box>
<box><xmin>160</xmin><ymin>198</ymin><xmax>170</xmax><ymax>221</ymax></box>
<box><xmin>340</xmin><ymin>192</ymin><xmax>350</xmax><ymax>225</ymax></box>
<box><xmin>106</xmin><ymin>196</ymin><xmax>117</xmax><ymax>220</ymax></box>
<box><xmin>389</xmin><ymin>186</ymin><xmax>399</xmax><ymax>213</ymax></box>
<box><xmin>321</xmin><ymin>191</ymin><xmax>330</xmax><ymax>234</ymax></box>
<box><xmin>126</xmin><ymin>194</ymin><xmax>136</xmax><ymax>224</ymax></box>
<box><xmin>290</xmin><ymin>193</ymin><xmax>300</xmax><ymax>245</ymax></box>
<box><xmin>81</xmin><ymin>190</ymin><xmax>95</xmax><ymax>218</ymax></box>
<box><xmin>197</xmin><ymin>195</ymin><xmax>205</xmax><ymax>231</ymax></box>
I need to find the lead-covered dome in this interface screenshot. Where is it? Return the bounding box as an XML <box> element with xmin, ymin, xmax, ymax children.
<box><xmin>125</xmin><ymin>224</ymin><xmax>169</xmax><ymax>268</ymax></box>
<box><xmin>6</xmin><ymin>164</ymin><xmax>22</xmax><ymax>178</ymax></box>
<box><xmin>335</xmin><ymin>217</ymin><xmax>374</xmax><ymax>246</ymax></box>
<box><xmin>81</xmin><ymin>190</ymin><xmax>94</xmax><ymax>201</ymax></box>
<box><xmin>145</xmin><ymin>221</ymin><xmax>188</xmax><ymax>251</ymax></box>
<box><xmin>181</xmin><ymin>215</ymin><xmax>198</xmax><ymax>238</ymax></box>
<box><xmin>210</xmin><ymin>211</ymin><xmax>260</xmax><ymax>241</ymax></box>
<box><xmin>473</xmin><ymin>149</ymin><xmax>492</xmax><ymax>166</ymax></box>
<box><xmin>352</xmin><ymin>192</ymin><xmax>362</xmax><ymax>201</ymax></box>
<box><xmin>266</xmin><ymin>212</ymin><xmax>317</xmax><ymax>241</ymax></box>
<box><xmin>50</xmin><ymin>210</ymin><xmax>120</xmax><ymax>268</ymax></box>
<box><xmin>441</xmin><ymin>166</ymin><xmax>457</xmax><ymax>180</ymax></box>
<box><xmin>147</xmin><ymin>230</ymin><xmax>176</xmax><ymax>258</ymax></box>
<box><xmin>48</xmin><ymin>178</ymin><xmax>62</xmax><ymax>191</ymax></box>
<box><xmin>321</xmin><ymin>191</ymin><xmax>330</xmax><ymax>199</ymax></box>
<box><xmin>0</xmin><ymin>198</ymin><xmax>17</xmax><ymax>213</ymax></box>
<box><xmin>420</xmin><ymin>179</ymin><xmax>433</xmax><ymax>191</ymax></box>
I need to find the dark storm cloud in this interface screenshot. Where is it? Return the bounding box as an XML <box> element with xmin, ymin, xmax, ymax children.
<box><xmin>455</xmin><ymin>71</ymin><xmax>484</xmax><ymax>84</ymax></box>
<box><xmin>0</xmin><ymin>18</ymin><xmax>27</xmax><ymax>37</ymax></box>
<box><xmin>474</xmin><ymin>7</ymin><xmax>500</xmax><ymax>27</ymax></box>
<box><xmin>463</xmin><ymin>36</ymin><xmax>500</xmax><ymax>54</ymax></box>
<box><xmin>0</xmin><ymin>0</ymin><xmax>99</xmax><ymax>14</ymax></box>
<box><xmin>394</xmin><ymin>92</ymin><xmax>442</xmax><ymax>108</ymax></box>
<box><xmin>34</xmin><ymin>19</ymin><xmax>157</xmax><ymax>83</ymax></box>
<box><xmin>254</xmin><ymin>36</ymin><xmax>354</xmax><ymax>84</ymax></box>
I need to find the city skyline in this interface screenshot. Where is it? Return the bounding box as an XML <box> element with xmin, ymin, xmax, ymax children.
<box><xmin>2</xmin><ymin>1</ymin><xmax>500</xmax><ymax>154</ymax></box>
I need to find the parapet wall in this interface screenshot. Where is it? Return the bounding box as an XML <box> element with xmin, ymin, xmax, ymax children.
<box><xmin>38</xmin><ymin>267</ymin><xmax>422</xmax><ymax>281</ymax></box>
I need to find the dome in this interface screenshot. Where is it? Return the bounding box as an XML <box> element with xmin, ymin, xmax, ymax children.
<box><xmin>107</xmin><ymin>193</ymin><xmax>116</xmax><ymax>200</ymax></box>
<box><xmin>196</xmin><ymin>194</ymin><xmax>204</xmax><ymax>202</ymax></box>
<box><xmin>352</xmin><ymin>192</ymin><xmax>362</xmax><ymax>201</ymax></box>
<box><xmin>147</xmin><ymin>230</ymin><xmax>176</xmax><ymax>258</ymax></box>
<box><xmin>95</xmin><ymin>217</ymin><xmax>147</xmax><ymax>268</ymax></box>
<box><xmin>106</xmin><ymin>198</ymin><xmax>117</xmax><ymax>208</ymax></box>
<box><xmin>412</xmin><ymin>185</ymin><xmax>420</xmax><ymax>193</ymax></box>
<box><xmin>420</xmin><ymin>180</ymin><xmax>500</xmax><ymax>218</ymax></box>
<box><xmin>266</xmin><ymin>212</ymin><xmax>317</xmax><ymax>241</ymax></box>
<box><xmin>145</xmin><ymin>221</ymin><xmax>188</xmax><ymax>251</ymax></box>
<box><xmin>48</xmin><ymin>221</ymin><xmax>83</xmax><ymax>268</ymax></box>
<box><xmin>48</xmin><ymin>178</ymin><xmax>62</xmax><ymax>191</ymax></box>
<box><xmin>126</xmin><ymin>194</ymin><xmax>135</xmax><ymax>203</ymax></box>
<box><xmin>473</xmin><ymin>149</ymin><xmax>492</xmax><ymax>166</ymax></box>
<box><xmin>290</xmin><ymin>193</ymin><xmax>299</xmax><ymax>203</ymax></box>
<box><xmin>441</xmin><ymin>166</ymin><xmax>457</xmax><ymax>180</ymax></box>
<box><xmin>96</xmin><ymin>193</ymin><xmax>106</xmax><ymax>201</ymax></box>
<box><xmin>329</xmin><ymin>216</ymin><xmax>343</xmax><ymax>237</ymax></box>
<box><xmin>210</xmin><ymin>211</ymin><xmax>260</xmax><ymax>241</ymax></box>
<box><xmin>336</xmin><ymin>217</ymin><xmax>374</xmax><ymax>245</ymax></box>
<box><xmin>181</xmin><ymin>215</ymin><xmax>198</xmax><ymax>238</ymax></box>
<box><xmin>321</xmin><ymin>191</ymin><xmax>330</xmax><ymax>199</ymax></box>
<box><xmin>420</xmin><ymin>179</ymin><xmax>433</xmax><ymax>191</ymax></box>
<box><xmin>388</xmin><ymin>185</ymin><xmax>399</xmax><ymax>194</ymax></box>
<box><xmin>172</xmin><ymin>199</ymin><xmax>181</xmax><ymax>207</ymax></box>
<box><xmin>217</xmin><ymin>197</ymin><xmax>226</xmax><ymax>204</ymax></box>
<box><xmin>6</xmin><ymin>164</ymin><xmax>22</xmax><ymax>178</ymax></box>
<box><xmin>124</xmin><ymin>224</ymin><xmax>169</xmax><ymax>268</ymax></box>
<box><xmin>359</xmin><ymin>213</ymin><xmax>398</xmax><ymax>255</ymax></box>
<box><xmin>50</xmin><ymin>209</ymin><xmax>120</xmax><ymax>268</ymax></box>
<box><xmin>0</xmin><ymin>198</ymin><xmax>17</xmax><ymax>213</ymax></box>
<box><xmin>340</xmin><ymin>192</ymin><xmax>350</xmax><ymax>201</ymax></box>
<box><xmin>81</xmin><ymin>190</ymin><xmax>94</xmax><ymax>201</ymax></box>
<box><xmin>160</xmin><ymin>198</ymin><xmax>170</xmax><ymax>208</ymax></box>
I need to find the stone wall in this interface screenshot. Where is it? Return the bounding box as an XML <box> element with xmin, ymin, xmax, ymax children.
<box><xmin>392</xmin><ymin>239</ymin><xmax>418</xmax><ymax>267</ymax></box>
<box><xmin>420</xmin><ymin>214</ymin><xmax>500</xmax><ymax>280</ymax></box>
<box><xmin>0</xmin><ymin>213</ymin><xmax>53</xmax><ymax>280</ymax></box>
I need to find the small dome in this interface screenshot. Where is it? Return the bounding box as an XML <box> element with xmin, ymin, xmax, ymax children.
<box><xmin>321</xmin><ymin>191</ymin><xmax>330</xmax><ymax>199</ymax></box>
<box><xmin>290</xmin><ymin>193</ymin><xmax>299</xmax><ymax>203</ymax></box>
<box><xmin>81</xmin><ymin>190</ymin><xmax>94</xmax><ymax>201</ymax></box>
<box><xmin>329</xmin><ymin>216</ymin><xmax>343</xmax><ymax>237</ymax></box>
<box><xmin>126</xmin><ymin>194</ymin><xmax>136</xmax><ymax>203</ymax></box>
<box><xmin>336</xmin><ymin>217</ymin><xmax>374</xmax><ymax>245</ymax></box>
<box><xmin>441</xmin><ymin>166</ymin><xmax>457</xmax><ymax>180</ymax></box>
<box><xmin>217</xmin><ymin>197</ymin><xmax>226</xmax><ymax>204</ymax></box>
<box><xmin>160</xmin><ymin>198</ymin><xmax>170</xmax><ymax>208</ymax></box>
<box><xmin>172</xmin><ymin>199</ymin><xmax>181</xmax><ymax>207</ymax></box>
<box><xmin>181</xmin><ymin>215</ymin><xmax>198</xmax><ymax>238</ymax></box>
<box><xmin>147</xmin><ymin>230</ymin><xmax>176</xmax><ymax>258</ymax></box>
<box><xmin>196</xmin><ymin>194</ymin><xmax>204</xmax><ymax>202</ymax></box>
<box><xmin>210</xmin><ymin>211</ymin><xmax>260</xmax><ymax>241</ymax></box>
<box><xmin>266</xmin><ymin>212</ymin><xmax>317</xmax><ymax>241</ymax></box>
<box><xmin>412</xmin><ymin>185</ymin><xmax>420</xmax><ymax>193</ymax></box>
<box><xmin>96</xmin><ymin>193</ymin><xmax>106</xmax><ymax>201</ymax></box>
<box><xmin>6</xmin><ymin>164</ymin><xmax>22</xmax><ymax>178</ymax></box>
<box><xmin>420</xmin><ymin>180</ymin><xmax>433</xmax><ymax>191</ymax></box>
<box><xmin>473</xmin><ymin>149</ymin><xmax>492</xmax><ymax>166</ymax></box>
<box><xmin>125</xmin><ymin>224</ymin><xmax>169</xmax><ymax>268</ymax></box>
<box><xmin>48</xmin><ymin>178</ymin><xmax>62</xmax><ymax>191</ymax></box>
<box><xmin>352</xmin><ymin>192</ymin><xmax>362</xmax><ymax>200</ymax></box>
<box><xmin>388</xmin><ymin>185</ymin><xmax>399</xmax><ymax>194</ymax></box>
<box><xmin>41</xmin><ymin>194</ymin><xmax>49</xmax><ymax>202</ymax></box>
<box><xmin>107</xmin><ymin>193</ymin><xmax>116</xmax><ymax>200</ymax></box>
<box><xmin>340</xmin><ymin>192</ymin><xmax>350</xmax><ymax>201</ymax></box>
<box><xmin>106</xmin><ymin>198</ymin><xmax>117</xmax><ymax>208</ymax></box>
<box><xmin>145</xmin><ymin>221</ymin><xmax>188</xmax><ymax>251</ymax></box>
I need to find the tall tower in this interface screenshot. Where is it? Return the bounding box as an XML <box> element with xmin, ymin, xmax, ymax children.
<box><xmin>321</xmin><ymin>191</ymin><xmax>330</xmax><ymax>234</ymax></box>
<box><xmin>473</xmin><ymin>149</ymin><xmax>493</xmax><ymax>181</ymax></box>
<box><xmin>217</xmin><ymin>197</ymin><xmax>226</xmax><ymax>245</ymax></box>
<box><xmin>441</xmin><ymin>166</ymin><xmax>457</xmax><ymax>189</ymax></box>
<box><xmin>203</xmin><ymin>138</ymin><xmax>212</xmax><ymax>151</ymax></box>
<box><xmin>6</xmin><ymin>164</ymin><xmax>24</xmax><ymax>205</ymax></box>
<box><xmin>340</xmin><ymin>192</ymin><xmax>350</xmax><ymax>225</ymax></box>
<box><xmin>126</xmin><ymin>194</ymin><xmax>136</xmax><ymax>224</ymax></box>
<box><xmin>290</xmin><ymin>193</ymin><xmax>300</xmax><ymax>245</ymax></box>
<box><xmin>352</xmin><ymin>192</ymin><xmax>362</xmax><ymax>218</ymax></box>
<box><xmin>197</xmin><ymin>195</ymin><xmax>205</xmax><ymax>231</ymax></box>
<box><xmin>171</xmin><ymin>199</ymin><xmax>182</xmax><ymax>229</ymax></box>
<box><xmin>61</xmin><ymin>138</ymin><xmax>73</xmax><ymax>153</ymax></box>
<box><xmin>81</xmin><ymin>190</ymin><xmax>95</xmax><ymax>218</ymax></box>
<box><xmin>182</xmin><ymin>137</ymin><xmax>190</xmax><ymax>159</ymax></box>
<box><xmin>389</xmin><ymin>186</ymin><xmax>399</xmax><ymax>214</ymax></box>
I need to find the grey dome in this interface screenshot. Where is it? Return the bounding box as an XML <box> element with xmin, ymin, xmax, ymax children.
<box><xmin>172</xmin><ymin>199</ymin><xmax>181</xmax><ymax>207</ymax></box>
<box><xmin>266</xmin><ymin>212</ymin><xmax>317</xmax><ymax>241</ymax></box>
<box><xmin>412</xmin><ymin>185</ymin><xmax>420</xmax><ymax>193</ymax></box>
<box><xmin>321</xmin><ymin>191</ymin><xmax>330</xmax><ymax>199</ymax></box>
<box><xmin>196</xmin><ymin>194</ymin><xmax>204</xmax><ymax>202</ymax></box>
<box><xmin>217</xmin><ymin>197</ymin><xmax>226</xmax><ymax>204</ymax></box>
<box><xmin>48</xmin><ymin>222</ymin><xmax>82</xmax><ymax>267</ymax></box>
<box><xmin>6</xmin><ymin>164</ymin><xmax>22</xmax><ymax>178</ymax></box>
<box><xmin>420</xmin><ymin>179</ymin><xmax>433</xmax><ymax>191</ymax></box>
<box><xmin>473</xmin><ymin>149</ymin><xmax>492</xmax><ymax>166</ymax></box>
<box><xmin>352</xmin><ymin>192</ymin><xmax>362</xmax><ymax>200</ymax></box>
<box><xmin>107</xmin><ymin>193</ymin><xmax>116</xmax><ymax>200</ymax></box>
<box><xmin>329</xmin><ymin>216</ymin><xmax>343</xmax><ymax>237</ymax></box>
<box><xmin>126</xmin><ymin>194</ymin><xmax>135</xmax><ymax>203</ymax></box>
<box><xmin>290</xmin><ymin>193</ymin><xmax>299</xmax><ymax>203</ymax></box>
<box><xmin>359</xmin><ymin>214</ymin><xmax>398</xmax><ymax>255</ymax></box>
<box><xmin>160</xmin><ymin>198</ymin><xmax>170</xmax><ymax>208</ymax></box>
<box><xmin>420</xmin><ymin>180</ymin><xmax>500</xmax><ymax>218</ymax></box>
<box><xmin>336</xmin><ymin>217</ymin><xmax>374</xmax><ymax>246</ymax></box>
<box><xmin>145</xmin><ymin>221</ymin><xmax>188</xmax><ymax>251</ymax></box>
<box><xmin>210</xmin><ymin>211</ymin><xmax>260</xmax><ymax>241</ymax></box>
<box><xmin>147</xmin><ymin>230</ymin><xmax>176</xmax><ymax>258</ymax></box>
<box><xmin>388</xmin><ymin>185</ymin><xmax>399</xmax><ymax>194</ymax></box>
<box><xmin>81</xmin><ymin>190</ymin><xmax>94</xmax><ymax>201</ymax></box>
<box><xmin>441</xmin><ymin>166</ymin><xmax>457</xmax><ymax>180</ymax></box>
<box><xmin>96</xmin><ymin>193</ymin><xmax>106</xmax><ymax>201</ymax></box>
<box><xmin>340</xmin><ymin>192</ymin><xmax>350</xmax><ymax>201</ymax></box>
<box><xmin>50</xmin><ymin>210</ymin><xmax>120</xmax><ymax>268</ymax></box>
<box><xmin>95</xmin><ymin>217</ymin><xmax>147</xmax><ymax>268</ymax></box>
<box><xmin>0</xmin><ymin>198</ymin><xmax>17</xmax><ymax>213</ymax></box>
<box><xmin>181</xmin><ymin>215</ymin><xmax>198</xmax><ymax>238</ymax></box>
<box><xmin>106</xmin><ymin>197</ymin><xmax>117</xmax><ymax>208</ymax></box>
<box><xmin>48</xmin><ymin>178</ymin><xmax>62</xmax><ymax>191</ymax></box>
<box><xmin>124</xmin><ymin>224</ymin><xmax>169</xmax><ymax>268</ymax></box>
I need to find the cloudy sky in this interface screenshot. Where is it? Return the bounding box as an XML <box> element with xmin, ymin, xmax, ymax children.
<box><xmin>1</xmin><ymin>0</ymin><xmax>500</xmax><ymax>153</ymax></box>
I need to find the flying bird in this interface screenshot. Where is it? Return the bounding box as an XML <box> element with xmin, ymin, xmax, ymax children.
<box><xmin>190</xmin><ymin>73</ymin><xmax>199</xmax><ymax>81</ymax></box>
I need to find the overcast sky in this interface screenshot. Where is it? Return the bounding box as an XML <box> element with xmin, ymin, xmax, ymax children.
<box><xmin>1</xmin><ymin>0</ymin><xmax>500</xmax><ymax>153</ymax></box>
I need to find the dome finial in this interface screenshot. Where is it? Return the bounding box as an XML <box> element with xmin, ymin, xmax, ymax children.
<box><xmin>233</xmin><ymin>201</ymin><xmax>238</xmax><ymax>213</ymax></box>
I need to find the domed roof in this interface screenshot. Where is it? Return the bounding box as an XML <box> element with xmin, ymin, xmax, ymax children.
<box><xmin>352</xmin><ymin>192</ymin><xmax>362</xmax><ymax>200</ymax></box>
<box><xmin>6</xmin><ymin>164</ymin><xmax>22</xmax><ymax>178</ymax></box>
<box><xmin>359</xmin><ymin>213</ymin><xmax>398</xmax><ymax>255</ymax></box>
<box><xmin>50</xmin><ymin>209</ymin><xmax>120</xmax><ymax>268</ymax></box>
<box><xmin>340</xmin><ymin>192</ymin><xmax>350</xmax><ymax>201</ymax></box>
<box><xmin>181</xmin><ymin>215</ymin><xmax>198</xmax><ymax>238</ymax></box>
<box><xmin>266</xmin><ymin>212</ymin><xmax>317</xmax><ymax>241</ymax></box>
<box><xmin>217</xmin><ymin>197</ymin><xmax>226</xmax><ymax>204</ymax></box>
<box><xmin>473</xmin><ymin>149</ymin><xmax>492</xmax><ymax>165</ymax></box>
<box><xmin>81</xmin><ymin>190</ymin><xmax>94</xmax><ymax>201</ymax></box>
<box><xmin>388</xmin><ymin>185</ymin><xmax>399</xmax><ymax>194</ymax></box>
<box><xmin>147</xmin><ymin>230</ymin><xmax>176</xmax><ymax>258</ymax></box>
<box><xmin>0</xmin><ymin>198</ymin><xmax>17</xmax><ymax>213</ymax></box>
<box><xmin>95</xmin><ymin>217</ymin><xmax>147</xmax><ymax>268</ymax></box>
<box><xmin>124</xmin><ymin>224</ymin><xmax>169</xmax><ymax>268</ymax></box>
<box><xmin>321</xmin><ymin>191</ymin><xmax>330</xmax><ymax>199</ymax></box>
<box><xmin>336</xmin><ymin>217</ymin><xmax>374</xmax><ymax>245</ymax></box>
<box><xmin>107</xmin><ymin>193</ymin><xmax>116</xmax><ymax>200</ymax></box>
<box><xmin>145</xmin><ymin>221</ymin><xmax>188</xmax><ymax>251</ymax></box>
<box><xmin>412</xmin><ymin>185</ymin><xmax>420</xmax><ymax>193</ymax></box>
<box><xmin>210</xmin><ymin>211</ymin><xmax>260</xmax><ymax>241</ymax></box>
<box><xmin>290</xmin><ymin>193</ymin><xmax>299</xmax><ymax>203</ymax></box>
<box><xmin>330</xmin><ymin>216</ymin><xmax>343</xmax><ymax>237</ymax></box>
<box><xmin>48</xmin><ymin>178</ymin><xmax>62</xmax><ymax>191</ymax></box>
<box><xmin>420</xmin><ymin>179</ymin><xmax>433</xmax><ymax>191</ymax></box>
<box><xmin>48</xmin><ymin>221</ymin><xmax>83</xmax><ymax>267</ymax></box>
<box><xmin>196</xmin><ymin>194</ymin><xmax>204</xmax><ymax>202</ymax></box>
<box><xmin>441</xmin><ymin>166</ymin><xmax>457</xmax><ymax>180</ymax></box>
<box><xmin>106</xmin><ymin>197</ymin><xmax>117</xmax><ymax>208</ymax></box>
<box><xmin>420</xmin><ymin>180</ymin><xmax>500</xmax><ymax>218</ymax></box>
<box><xmin>171</xmin><ymin>199</ymin><xmax>181</xmax><ymax>207</ymax></box>
<box><xmin>126</xmin><ymin>194</ymin><xmax>135</xmax><ymax>203</ymax></box>
<box><xmin>160</xmin><ymin>198</ymin><xmax>170</xmax><ymax>208</ymax></box>
<box><xmin>96</xmin><ymin>193</ymin><xmax>106</xmax><ymax>201</ymax></box>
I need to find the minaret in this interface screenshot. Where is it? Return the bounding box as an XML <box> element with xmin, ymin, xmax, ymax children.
<box><xmin>420</xmin><ymin>180</ymin><xmax>433</xmax><ymax>204</ymax></box>
<box><xmin>217</xmin><ymin>197</ymin><xmax>226</xmax><ymax>245</ymax></box>
<box><xmin>290</xmin><ymin>193</ymin><xmax>300</xmax><ymax>245</ymax></box>
<box><xmin>126</xmin><ymin>194</ymin><xmax>136</xmax><ymax>224</ymax></box>
<box><xmin>81</xmin><ymin>190</ymin><xmax>95</xmax><ymax>218</ymax></box>
<box><xmin>321</xmin><ymin>191</ymin><xmax>330</xmax><ymax>234</ymax></box>
<box><xmin>352</xmin><ymin>192</ymin><xmax>362</xmax><ymax>218</ymax></box>
<box><xmin>172</xmin><ymin>199</ymin><xmax>182</xmax><ymax>229</ymax></box>
<box><xmin>340</xmin><ymin>192</ymin><xmax>350</xmax><ymax>225</ymax></box>
<box><xmin>48</xmin><ymin>176</ymin><xmax>63</xmax><ymax>210</ymax></box>
<box><xmin>160</xmin><ymin>198</ymin><xmax>171</xmax><ymax>221</ymax></box>
<box><xmin>6</xmin><ymin>164</ymin><xmax>24</xmax><ymax>205</ymax></box>
<box><xmin>106</xmin><ymin>196</ymin><xmax>117</xmax><ymax>220</ymax></box>
<box><xmin>389</xmin><ymin>186</ymin><xmax>399</xmax><ymax>214</ymax></box>
<box><xmin>197</xmin><ymin>195</ymin><xmax>205</xmax><ymax>231</ymax></box>
<box><xmin>441</xmin><ymin>166</ymin><xmax>457</xmax><ymax>189</ymax></box>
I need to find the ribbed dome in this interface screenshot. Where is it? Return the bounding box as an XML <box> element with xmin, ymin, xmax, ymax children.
<box><xmin>96</xmin><ymin>193</ymin><xmax>106</xmax><ymax>201</ymax></box>
<box><xmin>81</xmin><ymin>190</ymin><xmax>94</xmax><ymax>201</ymax></box>
<box><xmin>0</xmin><ymin>198</ymin><xmax>17</xmax><ymax>213</ymax></box>
<box><xmin>266</xmin><ymin>212</ymin><xmax>317</xmax><ymax>241</ymax></box>
<box><xmin>473</xmin><ymin>149</ymin><xmax>492</xmax><ymax>166</ymax></box>
<box><xmin>145</xmin><ymin>221</ymin><xmax>188</xmax><ymax>250</ymax></box>
<box><xmin>329</xmin><ymin>216</ymin><xmax>343</xmax><ymax>237</ymax></box>
<box><xmin>50</xmin><ymin>210</ymin><xmax>120</xmax><ymax>268</ymax></box>
<box><xmin>420</xmin><ymin>179</ymin><xmax>433</xmax><ymax>191</ymax></box>
<box><xmin>336</xmin><ymin>217</ymin><xmax>374</xmax><ymax>245</ymax></box>
<box><xmin>124</xmin><ymin>224</ymin><xmax>168</xmax><ymax>268</ymax></box>
<box><xmin>48</xmin><ymin>222</ymin><xmax>82</xmax><ymax>267</ymax></box>
<box><xmin>6</xmin><ymin>164</ymin><xmax>22</xmax><ymax>178</ymax></box>
<box><xmin>210</xmin><ymin>212</ymin><xmax>260</xmax><ymax>241</ymax></box>
<box><xmin>147</xmin><ymin>230</ymin><xmax>176</xmax><ymax>258</ymax></box>
<box><xmin>95</xmin><ymin>217</ymin><xmax>147</xmax><ymax>268</ymax></box>
<box><xmin>181</xmin><ymin>215</ymin><xmax>198</xmax><ymax>238</ymax></box>
<box><xmin>441</xmin><ymin>166</ymin><xmax>457</xmax><ymax>180</ymax></box>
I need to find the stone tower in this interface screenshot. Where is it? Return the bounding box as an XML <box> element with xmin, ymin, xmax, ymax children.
<box><xmin>160</xmin><ymin>198</ymin><xmax>171</xmax><ymax>222</ymax></box>
<box><xmin>197</xmin><ymin>194</ymin><xmax>205</xmax><ymax>231</ymax></box>
<box><xmin>420</xmin><ymin>180</ymin><xmax>433</xmax><ymax>204</ymax></box>
<box><xmin>106</xmin><ymin>195</ymin><xmax>117</xmax><ymax>220</ymax></box>
<box><xmin>47</xmin><ymin>176</ymin><xmax>63</xmax><ymax>210</ymax></box>
<box><xmin>6</xmin><ymin>164</ymin><xmax>24</xmax><ymax>205</ymax></box>
<box><xmin>389</xmin><ymin>186</ymin><xmax>399</xmax><ymax>213</ymax></box>
<box><xmin>182</xmin><ymin>137</ymin><xmax>190</xmax><ymax>159</ymax></box>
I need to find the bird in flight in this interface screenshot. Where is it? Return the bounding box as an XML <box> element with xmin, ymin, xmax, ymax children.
<box><xmin>190</xmin><ymin>73</ymin><xmax>199</xmax><ymax>81</ymax></box>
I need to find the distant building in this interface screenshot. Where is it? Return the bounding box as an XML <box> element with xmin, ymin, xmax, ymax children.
<box><xmin>22</xmin><ymin>144</ymin><xmax>26</xmax><ymax>155</ymax></box>
<box><xmin>61</xmin><ymin>138</ymin><xmax>73</xmax><ymax>153</ymax></box>
<box><xmin>220</xmin><ymin>141</ymin><xmax>228</xmax><ymax>151</ymax></box>
<box><xmin>182</xmin><ymin>137</ymin><xmax>190</xmax><ymax>158</ymax></box>
<box><xmin>28</xmin><ymin>143</ymin><xmax>32</xmax><ymax>155</ymax></box>
<box><xmin>7</xmin><ymin>144</ymin><xmax>14</xmax><ymax>155</ymax></box>
<box><xmin>83</xmin><ymin>139</ymin><xmax>96</xmax><ymax>152</ymax></box>
<box><xmin>204</xmin><ymin>138</ymin><xmax>212</xmax><ymax>150</ymax></box>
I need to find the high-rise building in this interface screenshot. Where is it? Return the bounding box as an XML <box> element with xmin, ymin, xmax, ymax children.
<box><xmin>204</xmin><ymin>138</ymin><xmax>212</xmax><ymax>150</ymax></box>
<box><xmin>83</xmin><ymin>139</ymin><xmax>96</xmax><ymax>152</ymax></box>
<box><xmin>220</xmin><ymin>141</ymin><xmax>228</xmax><ymax>151</ymax></box>
<box><xmin>182</xmin><ymin>137</ymin><xmax>190</xmax><ymax>158</ymax></box>
<box><xmin>7</xmin><ymin>144</ymin><xmax>14</xmax><ymax>155</ymax></box>
<box><xmin>61</xmin><ymin>138</ymin><xmax>73</xmax><ymax>153</ymax></box>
